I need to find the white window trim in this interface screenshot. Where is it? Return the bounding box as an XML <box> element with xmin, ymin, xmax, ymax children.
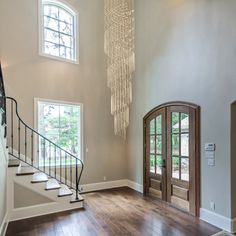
<box><xmin>38</xmin><ymin>0</ymin><xmax>79</xmax><ymax>64</ymax></box>
<box><xmin>34</xmin><ymin>97</ymin><xmax>84</xmax><ymax>165</ymax></box>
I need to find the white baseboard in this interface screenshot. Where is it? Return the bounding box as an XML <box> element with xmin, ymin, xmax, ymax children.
<box><xmin>127</xmin><ymin>180</ymin><xmax>143</xmax><ymax>193</ymax></box>
<box><xmin>81</xmin><ymin>179</ymin><xmax>128</xmax><ymax>193</ymax></box>
<box><xmin>200</xmin><ymin>208</ymin><xmax>236</xmax><ymax>233</ymax></box>
<box><xmin>0</xmin><ymin>212</ymin><xmax>8</xmax><ymax>236</ymax></box>
<box><xmin>80</xmin><ymin>179</ymin><xmax>143</xmax><ymax>194</ymax></box>
<box><xmin>10</xmin><ymin>201</ymin><xmax>83</xmax><ymax>222</ymax></box>
<box><xmin>231</xmin><ymin>218</ymin><xmax>236</xmax><ymax>233</ymax></box>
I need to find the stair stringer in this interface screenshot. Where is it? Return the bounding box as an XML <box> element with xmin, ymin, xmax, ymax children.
<box><xmin>7</xmin><ymin>167</ymin><xmax>83</xmax><ymax>222</ymax></box>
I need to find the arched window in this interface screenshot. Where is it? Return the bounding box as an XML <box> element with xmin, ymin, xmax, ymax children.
<box><xmin>39</xmin><ymin>0</ymin><xmax>78</xmax><ymax>63</ymax></box>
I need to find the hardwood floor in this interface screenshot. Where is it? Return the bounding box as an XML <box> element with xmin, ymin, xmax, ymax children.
<box><xmin>6</xmin><ymin>187</ymin><xmax>220</xmax><ymax>236</ymax></box>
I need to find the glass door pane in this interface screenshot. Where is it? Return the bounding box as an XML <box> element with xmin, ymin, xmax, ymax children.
<box><xmin>171</xmin><ymin>112</ymin><xmax>189</xmax><ymax>182</ymax></box>
<box><xmin>149</xmin><ymin>116</ymin><xmax>162</xmax><ymax>175</ymax></box>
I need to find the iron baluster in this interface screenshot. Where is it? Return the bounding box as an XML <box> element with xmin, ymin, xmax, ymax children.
<box><xmin>37</xmin><ymin>136</ymin><xmax>40</xmax><ymax>170</ymax></box>
<box><xmin>60</xmin><ymin>149</ymin><xmax>62</xmax><ymax>182</ymax></box>
<box><xmin>11</xmin><ymin>100</ymin><xmax>13</xmax><ymax>154</ymax></box>
<box><xmin>65</xmin><ymin>152</ymin><xmax>67</xmax><ymax>185</ymax></box>
<box><xmin>43</xmin><ymin>139</ymin><xmax>46</xmax><ymax>173</ymax></box>
<box><xmin>31</xmin><ymin>131</ymin><xmax>33</xmax><ymax>165</ymax></box>
<box><xmin>54</xmin><ymin>146</ymin><xmax>56</xmax><ymax>178</ymax></box>
<box><xmin>76</xmin><ymin>158</ymin><xmax>78</xmax><ymax>200</ymax></box>
<box><xmin>25</xmin><ymin>126</ymin><xmax>27</xmax><ymax>162</ymax></box>
<box><xmin>49</xmin><ymin>143</ymin><xmax>51</xmax><ymax>176</ymax></box>
<box><xmin>18</xmin><ymin>118</ymin><xmax>20</xmax><ymax>159</ymax></box>
<box><xmin>70</xmin><ymin>155</ymin><xmax>72</xmax><ymax>188</ymax></box>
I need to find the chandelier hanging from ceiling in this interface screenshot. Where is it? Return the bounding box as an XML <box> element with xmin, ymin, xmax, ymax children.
<box><xmin>104</xmin><ymin>0</ymin><xmax>135</xmax><ymax>139</ymax></box>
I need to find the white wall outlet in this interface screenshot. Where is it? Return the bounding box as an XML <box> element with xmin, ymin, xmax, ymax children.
<box><xmin>210</xmin><ymin>201</ymin><xmax>215</xmax><ymax>211</ymax></box>
<box><xmin>103</xmin><ymin>176</ymin><xmax>107</xmax><ymax>181</ymax></box>
<box><xmin>86</xmin><ymin>148</ymin><xmax>89</xmax><ymax>153</ymax></box>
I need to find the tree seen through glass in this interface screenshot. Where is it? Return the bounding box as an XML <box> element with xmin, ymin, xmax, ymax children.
<box><xmin>38</xmin><ymin>101</ymin><xmax>81</xmax><ymax>166</ymax></box>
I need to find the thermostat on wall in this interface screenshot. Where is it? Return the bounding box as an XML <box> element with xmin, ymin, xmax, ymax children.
<box><xmin>205</xmin><ymin>143</ymin><xmax>216</xmax><ymax>151</ymax></box>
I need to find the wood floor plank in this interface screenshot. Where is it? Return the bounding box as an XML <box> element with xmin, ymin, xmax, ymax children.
<box><xmin>6</xmin><ymin>187</ymin><xmax>220</xmax><ymax>236</ymax></box>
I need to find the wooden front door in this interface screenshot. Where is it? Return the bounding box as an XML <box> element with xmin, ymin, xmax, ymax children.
<box><xmin>144</xmin><ymin>102</ymin><xmax>200</xmax><ymax>216</ymax></box>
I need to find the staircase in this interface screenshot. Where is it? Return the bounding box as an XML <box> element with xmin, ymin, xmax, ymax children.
<box><xmin>0</xmin><ymin>63</ymin><xmax>84</xmax><ymax>217</ymax></box>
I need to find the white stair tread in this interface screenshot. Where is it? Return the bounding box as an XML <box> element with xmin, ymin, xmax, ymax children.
<box><xmin>46</xmin><ymin>179</ymin><xmax>61</xmax><ymax>190</ymax></box>
<box><xmin>31</xmin><ymin>172</ymin><xmax>48</xmax><ymax>183</ymax></box>
<box><xmin>70</xmin><ymin>193</ymin><xmax>84</xmax><ymax>203</ymax></box>
<box><xmin>58</xmin><ymin>185</ymin><xmax>73</xmax><ymax>196</ymax></box>
<box><xmin>8</xmin><ymin>159</ymin><xmax>20</xmax><ymax>167</ymax></box>
<box><xmin>16</xmin><ymin>166</ymin><xmax>35</xmax><ymax>175</ymax></box>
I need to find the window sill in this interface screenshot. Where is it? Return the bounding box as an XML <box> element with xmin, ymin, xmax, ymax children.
<box><xmin>39</xmin><ymin>52</ymin><xmax>79</xmax><ymax>65</ymax></box>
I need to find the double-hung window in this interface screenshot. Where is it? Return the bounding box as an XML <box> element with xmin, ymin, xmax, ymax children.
<box><xmin>39</xmin><ymin>0</ymin><xmax>78</xmax><ymax>63</ymax></box>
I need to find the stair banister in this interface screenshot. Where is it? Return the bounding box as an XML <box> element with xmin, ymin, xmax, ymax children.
<box><xmin>1</xmin><ymin>96</ymin><xmax>84</xmax><ymax>201</ymax></box>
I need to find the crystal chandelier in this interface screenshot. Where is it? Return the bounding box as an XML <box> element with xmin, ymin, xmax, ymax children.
<box><xmin>104</xmin><ymin>0</ymin><xmax>135</xmax><ymax>139</ymax></box>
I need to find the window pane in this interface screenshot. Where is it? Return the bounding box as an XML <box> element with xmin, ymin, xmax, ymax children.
<box><xmin>66</xmin><ymin>47</ymin><xmax>73</xmax><ymax>60</ymax></box>
<box><xmin>150</xmin><ymin>119</ymin><xmax>155</xmax><ymax>135</ymax></box>
<box><xmin>172</xmin><ymin>156</ymin><xmax>179</xmax><ymax>179</ymax></box>
<box><xmin>59</xmin><ymin>105</ymin><xmax>80</xmax><ymax>156</ymax></box>
<box><xmin>181</xmin><ymin>158</ymin><xmax>189</xmax><ymax>181</ymax></box>
<box><xmin>44</xmin><ymin>41</ymin><xmax>60</xmax><ymax>56</ymax></box>
<box><xmin>156</xmin><ymin>135</ymin><xmax>162</xmax><ymax>154</ymax></box>
<box><xmin>172</xmin><ymin>112</ymin><xmax>179</xmax><ymax>133</ymax></box>
<box><xmin>181</xmin><ymin>113</ymin><xmax>189</xmax><ymax>132</ymax></box>
<box><xmin>44</xmin><ymin>28</ymin><xmax>59</xmax><ymax>44</ymax></box>
<box><xmin>44</xmin><ymin>5</ymin><xmax>59</xmax><ymax>19</ymax></box>
<box><xmin>172</xmin><ymin>134</ymin><xmax>179</xmax><ymax>156</ymax></box>
<box><xmin>150</xmin><ymin>154</ymin><xmax>155</xmax><ymax>173</ymax></box>
<box><xmin>156</xmin><ymin>115</ymin><xmax>162</xmax><ymax>134</ymax></box>
<box><xmin>150</xmin><ymin>135</ymin><xmax>155</xmax><ymax>153</ymax></box>
<box><xmin>156</xmin><ymin>155</ymin><xmax>162</xmax><ymax>175</ymax></box>
<box><xmin>181</xmin><ymin>133</ymin><xmax>189</xmax><ymax>156</ymax></box>
<box><xmin>59</xmin><ymin>9</ymin><xmax>73</xmax><ymax>24</ymax></box>
<box><xmin>44</xmin><ymin>16</ymin><xmax>59</xmax><ymax>31</ymax></box>
<box><xmin>60</xmin><ymin>34</ymin><xmax>73</xmax><ymax>48</ymax></box>
<box><xmin>59</xmin><ymin>46</ymin><xmax>66</xmax><ymax>58</ymax></box>
<box><xmin>59</xmin><ymin>21</ymin><xmax>73</xmax><ymax>35</ymax></box>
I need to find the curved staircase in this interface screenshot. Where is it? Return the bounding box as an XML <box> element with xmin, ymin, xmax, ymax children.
<box><xmin>0</xmin><ymin>63</ymin><xmax>84</xmax><ymax>221</ymax></box>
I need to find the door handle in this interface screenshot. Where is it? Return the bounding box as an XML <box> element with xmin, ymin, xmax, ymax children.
<box><xmin>161</xmin><ymin>159</ymin><xmax>166</xmax><ymax>168</ymax></box>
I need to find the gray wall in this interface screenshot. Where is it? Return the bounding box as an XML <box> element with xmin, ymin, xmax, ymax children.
<box><xmin>14</xmin><ymin>183</ymin><xmax>52</xmax><ymax>208</ymax></box>
<box><xmin>0</xmin><ymin>0</ymin><xmax>128</xmax><ymax>185</ymax></box>
<box><xmin>127</xmin><ymin>0</ymin><xmax>236</xmax><ymax>218</ymax></box>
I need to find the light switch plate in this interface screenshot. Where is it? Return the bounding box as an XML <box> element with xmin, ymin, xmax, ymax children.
<box><xmin>208</xmin><ymin>159</ymin><xmax>215</xmax><ymax>166</ymax></box>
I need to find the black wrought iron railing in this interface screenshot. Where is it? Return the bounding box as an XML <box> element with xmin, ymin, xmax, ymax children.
<box><xmin>0</xmin><ymin>63</ymin><xmax>7</xmax><ymax>137</ymax></box>
<box><xmin>0</xmin><ymin>63</ymin><xmax>84</xmax><ymax>201</ymax></box>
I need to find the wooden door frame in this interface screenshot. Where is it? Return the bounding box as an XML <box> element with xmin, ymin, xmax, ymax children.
<box><xmin>143</xmin><ymin>101</ymin><xmax>200</xmax><ymax>216</ymax></box>
<box><xmin>144</xmin><ymin>107</ymin><xmax>167</xmax><ymax>200</ymax></box>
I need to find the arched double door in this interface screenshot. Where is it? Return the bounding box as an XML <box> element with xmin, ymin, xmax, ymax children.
<box><xmin>143</xmin><ymin>102</ymin><xmax>200</xmax><ymax>216</ymax></box>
